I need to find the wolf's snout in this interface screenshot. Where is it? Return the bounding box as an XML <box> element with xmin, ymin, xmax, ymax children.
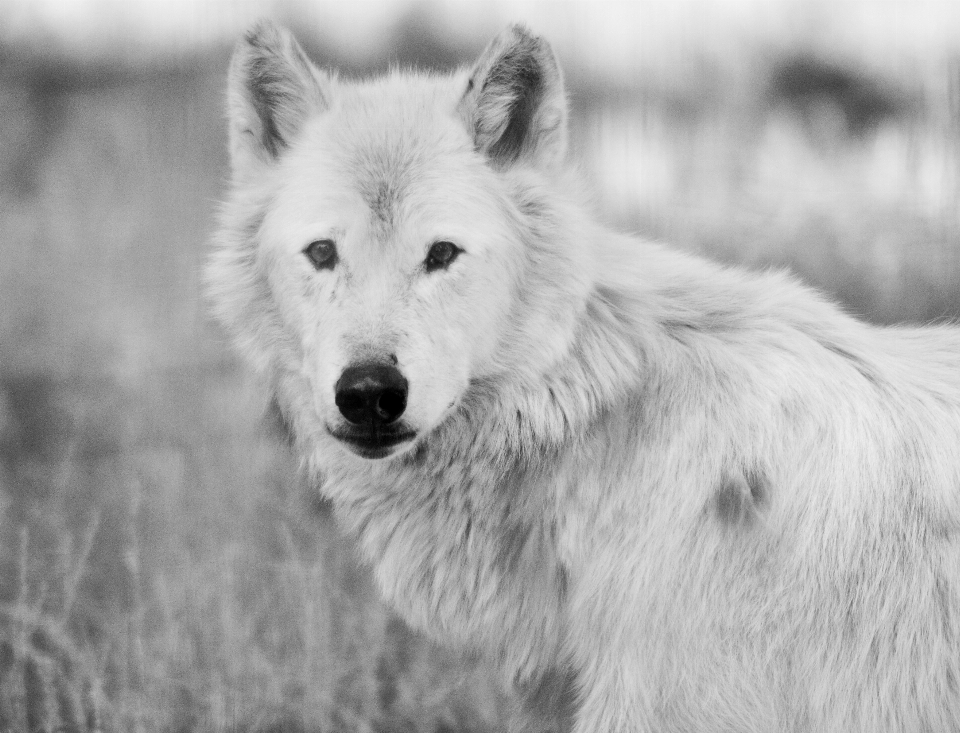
<box><xmin>335</xmin><ymin>363</ymin><xmax>408</xmax><ymax>426</ymax></box>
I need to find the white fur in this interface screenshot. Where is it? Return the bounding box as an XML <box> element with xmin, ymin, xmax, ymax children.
<box><xmin>208</xmin><ymin>21</ymin><xmax>960</xmax><ymax>732</ymax></box>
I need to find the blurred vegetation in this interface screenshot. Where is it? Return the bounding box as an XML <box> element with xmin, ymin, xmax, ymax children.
<box><xmin>1</xmin><ymin>3</ymin><xmax>959</xmax><ymax>731</ymax></box>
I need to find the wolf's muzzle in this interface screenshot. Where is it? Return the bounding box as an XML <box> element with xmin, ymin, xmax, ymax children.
<box><xmin>332</xmin><ymin>362</ymin><xmax>414</xmax><ymax>458</ymax></box>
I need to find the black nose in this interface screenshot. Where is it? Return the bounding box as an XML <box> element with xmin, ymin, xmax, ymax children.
<box><xmin>335</xmin><ymin>363</ymin><xmax>408</xmax><ymax>427</ymax></box>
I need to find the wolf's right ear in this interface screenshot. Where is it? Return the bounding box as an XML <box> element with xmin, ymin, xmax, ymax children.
<box><xmin>227</xmin><ymin>21</ymin><xmax>330</xmax><ymax>180</ymax></box>
<box><xmin>458</xmin><ymin>25</ymin><xmax>567</xmax><ymax>171</ymax></box>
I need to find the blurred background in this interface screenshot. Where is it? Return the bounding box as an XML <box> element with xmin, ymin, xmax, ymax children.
<box><xmin>1</xmin><ymin>1</ymin><xmax>958</xmax><ymax>730</ymax></box>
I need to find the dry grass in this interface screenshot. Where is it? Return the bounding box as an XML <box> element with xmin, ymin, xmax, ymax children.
<box><xmin>1</xmin><ymin>10</ymin><xmax>958</xmax><ymax>732</ymax></box>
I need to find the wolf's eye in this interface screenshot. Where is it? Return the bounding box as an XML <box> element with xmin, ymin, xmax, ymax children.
<box><xmin>425</xmin><ymin>241</ymin><xmax>462</xmax><ymax>272</ymax></box>
<box><xmin>304</xmin><ymin>239</ymin><xmax>337</xmax><ymax>270</ymax></box>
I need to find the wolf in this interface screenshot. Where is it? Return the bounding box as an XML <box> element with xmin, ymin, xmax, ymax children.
<box><xmin>206</xmin><ymin>19</ymin><xmax>960</xmax><ymax>732</ymax></box>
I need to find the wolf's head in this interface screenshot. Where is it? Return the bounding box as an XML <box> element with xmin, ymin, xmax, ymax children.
<box><xmin>208</xmin><ymin>21</ymin><xmax>594</xmax><ymax>460</ymax></box>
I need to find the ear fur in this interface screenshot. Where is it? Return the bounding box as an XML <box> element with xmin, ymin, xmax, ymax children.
<box><xmin>227</xmin><ymin>20</ymin><xmax>329</xmax><ymax>179</ymax></box>
<box><xmin>458</xmin><ymin>25</ymin><xmax>567</xmax><ymax>171</ymax></box>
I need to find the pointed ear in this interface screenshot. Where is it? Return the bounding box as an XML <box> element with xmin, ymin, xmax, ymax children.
<box><xmin>458</xmin><ymin>25</ymin><xmax>567</xmax><ymax>171</ymax></box>
<box><xmin>227</xmin><ymin>20</ymin><xmax>329</xmax><ymax>180</ymax></box>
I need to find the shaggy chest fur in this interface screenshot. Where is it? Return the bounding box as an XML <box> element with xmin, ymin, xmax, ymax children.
<box><xmin>320</xmin><ymin>409</ymin><xmax>573</xmax><ymax>683</ymax></box>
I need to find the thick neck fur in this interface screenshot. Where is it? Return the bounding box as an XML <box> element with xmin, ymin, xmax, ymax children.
<box><xmin>274</xmin><ymin>172</ymin><xmax>643</xmax><ymax>682</ymax></box>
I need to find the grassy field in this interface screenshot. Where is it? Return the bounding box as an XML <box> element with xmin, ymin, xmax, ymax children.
<box><xmin>1</xmin><ymin>6</ymin><xmax>959</xmax><ymax>731</ymax></box>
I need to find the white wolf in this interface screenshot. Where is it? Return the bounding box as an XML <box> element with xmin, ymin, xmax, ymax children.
<box><xmin>207</xmin><ymin>20</ymin><xmax>960</xmax><ymax>733</ymax></box>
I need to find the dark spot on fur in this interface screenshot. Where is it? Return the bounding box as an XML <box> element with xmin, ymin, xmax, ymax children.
<box><xmin>713</xmin><ymin>472</ymin><xmax>765</xmax><ymax>527</ymax></box>
<box><xmin>745</xmin><ymin>465</ymin><xmax>770</xmax><ymax>508</ymax></box>
<box><xmin>715</xmin><ymin>477</ymin><xmax>750</xmax><ymax>525</ymax></box>
<box><xmin>516</xmin><ymin>666</ymin><xmax>579</xmax><ymax>733</ymax></box>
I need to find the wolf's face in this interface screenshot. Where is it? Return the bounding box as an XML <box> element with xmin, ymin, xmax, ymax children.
<box><xmin>260</xmin><ymin>107</ymin><xmax>523</xmax><ymax>458</ymax></box>
<box><xmin>211</xmin><ymin>22</ymin><xmax>579</xmax><ymax>460</ymax></box>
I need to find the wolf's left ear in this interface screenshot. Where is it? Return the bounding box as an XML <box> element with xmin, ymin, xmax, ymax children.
<box><xmin>227</xmin><ymin>20</ymin><xmax>330</xmax><ymax>180</ymax></box>
<box><xmin>458</xmin><ymin>25</ymin><xmax>567</xmax><ymax>171</ymax></box>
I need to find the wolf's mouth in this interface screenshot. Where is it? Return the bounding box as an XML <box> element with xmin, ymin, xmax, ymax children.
<box><xmin>330</xmin><ymin>426</ymin><xmax>417</xmax><ymax>459</ymax></box>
